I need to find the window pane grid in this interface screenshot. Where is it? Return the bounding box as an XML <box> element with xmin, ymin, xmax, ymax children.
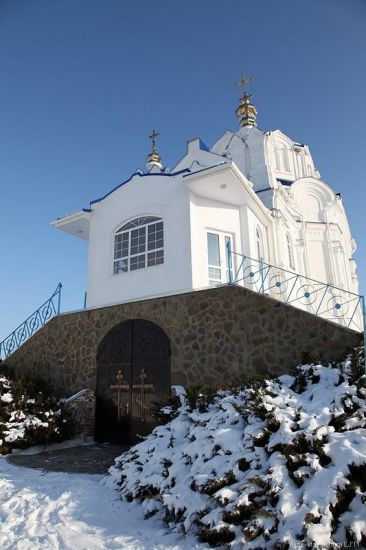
<box><xmin>208</xmin><ymin>267</ymin><xmax>221</xmax><ymax>283</ymax></box>
<box><xmin>114</xmin><ymin>218</ymin><xmax>164</xmax><ymax>274</ymax></box>
<box><xmin>114</xmin><ymin>232</ymin><xmax>129</xmax><ymax>259</ymax></box>
<box><xmin>116</xmin><ymin>216</ymin><xmax>161</xmax><ymax>233</ymax></box>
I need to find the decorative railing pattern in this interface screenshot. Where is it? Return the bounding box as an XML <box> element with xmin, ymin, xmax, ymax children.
<box><xmin>227</xmin><ymin>249</ymin><xmax>365</xmax><ymax>334</ymax></box>
<box><xmin>0</xmin><ymin>283</ymin><xmax>62</xmax><ymax>360</ymax></box>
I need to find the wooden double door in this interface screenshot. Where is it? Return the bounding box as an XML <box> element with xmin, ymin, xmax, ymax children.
<box><xmin>95</xmin><ymin>319</ymin><xmax>171</xmax><ymax>443</ymax></box>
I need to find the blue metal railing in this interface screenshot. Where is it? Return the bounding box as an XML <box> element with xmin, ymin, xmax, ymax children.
<box><xmin>0</xmin><ymin>283</ymin><xmax>62</xmax><ymax>360</ymax></box>
<box><xmin>227</xmin><ymin>244</ymin><xmax>365</xmax><ymax>336</ymax></box>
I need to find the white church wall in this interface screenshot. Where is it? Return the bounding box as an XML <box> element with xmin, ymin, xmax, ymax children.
<box><xmin>189</xmin><ymin>194</ymin><xmax>242</xmax><ymax>288</ymax></box>
<box><xmin>86</xmin><ymin>174</ymin><xmax>193</xmax><ymax>308</ymax></box>
<box><xmin>305</xmin><ymin>228</ymin><xmax>331</xmax><ymax>283</ymax></box>
<box><xmin>265</xmin><ymin>131</ymin><xmax>317</xmax><ymax>185</ymax></box>
<box><xmin>265</xmin><ymin>176</ymin><xmax>360</xmax><ymax>303</ymax></box>
<box><xmin>211</xmin><ymin>127</ymin><xmax>270</xmax><ymax>192</ymax></box>
<box><xmin>245</xmin><ymin>208</ymin><xmax>269</xmax><ymax>262</ymax></box>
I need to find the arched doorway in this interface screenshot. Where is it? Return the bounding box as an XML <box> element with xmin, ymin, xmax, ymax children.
<box><xmin>95</xmin><ymin>319</ymin><xmax>171</xmax><ymax>443</ymax></box>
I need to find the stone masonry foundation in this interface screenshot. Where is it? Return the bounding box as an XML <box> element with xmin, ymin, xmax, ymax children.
<box><xmin>4</xmin><ymin>285</ymin><xmax>361</xmax><ymax>397</ymax></box>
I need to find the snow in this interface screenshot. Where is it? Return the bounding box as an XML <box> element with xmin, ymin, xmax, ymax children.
<box><xmin>0</xmin><ymin>458</ymin><xmax>207</xmax><ymax>550</ymax></box>
<box><xmin>0</xmin><ymin>373</ymin><xmax>71</xmax><ymax>454</ymax></box>
<box><xmin>1</xmin><ymin>392</ymin><xmax>13</xmax><ymax>403</ymax></box>
<box><xmin>108</xmin><ymin>350</ymin><xmax>366</xmax><ymax>548</ymax></box>
<box><xmin>0</xmin><ymin>351</ymin><xmax>364</xmax><ymax>548</ymax></box>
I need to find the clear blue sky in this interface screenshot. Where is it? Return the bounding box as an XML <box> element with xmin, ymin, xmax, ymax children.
<box><xmin>0</xmin><ymin>0</ymin><xmax>365</xmax><ymax>339</ymax></box>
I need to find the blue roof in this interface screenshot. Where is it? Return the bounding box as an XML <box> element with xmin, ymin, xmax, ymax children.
<box><xmin>182</xmin><ymin>161</ymin><xmax>227</xmax><ymax>179</ymax></box>
<box><xmin>90</xmin><ymin>168</ymin><xmax>190</xmax><ymax>206</ymax></box>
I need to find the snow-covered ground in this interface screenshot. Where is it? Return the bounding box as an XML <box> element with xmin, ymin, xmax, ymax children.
<box><xmin>0</xmin><ymin>350</ymin><xmax>364</xmax><ymax>549</ymax></box>
<box><xmin>0</xmin><ymin>458</ymin><xmax>207</xmax><ymax>550</ymax></box>
<box><xmin>109</xmin><ymin>351</ymin><xmax>366</xmax><ymax>548</ymax></box>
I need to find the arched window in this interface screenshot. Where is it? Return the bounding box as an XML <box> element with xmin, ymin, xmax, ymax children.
<box><xmin>113</xmin><ymin>216</ymin><xmax>164</xmax><ymax>274</ymax></box>
<box><xmin>274</xmin><ymin>145</ymin><xmax>292</xmax><ymax>173</ymax></box>
<box><xmin>274</xmin><ymin>149</ymin><xmax>281</xmax><ymax>171</ymax></box>
<box><xmin>282</xmin><ymin>149</ymin><xmax>290</xmax><ymax>172</ymax></box>
<box><xmin>286</xmin><ymin>233</ymin><xmax>294</xmax><ymax>270</ymax></box>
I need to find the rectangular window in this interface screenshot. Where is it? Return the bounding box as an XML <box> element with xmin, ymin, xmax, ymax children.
<box><xmin>207</xmin><ymin>231</ymin><xmax>234</xmax><ymax>286</ymax></box>
<box><xmin>207</xmin><ymin>233</ymin><xmax>220</xmax><ymax>266</ymax></box>
<box><xmin>208</xmin><ymin>267</ymin><xmax>221</xmax><ymax>282</ymax></box>
<box><xmin>130</xmin><ymin>254</ymin><xmax>146</xmax><ymax>271</ymax></box>
<box><xmin>130</xmin><ymin>227</ymin><xmax>146</xmax><ymax>255</ymax></box>
<box><xmin>147</xmin><ymin>249</ymin><xmax>164</xmax><ymax>266</ymax></box>
<box><xmin>207</xmin><ymin>232</ymin><xmax>221</xmax><ymax>285</ymax></box>
<box><xmin>147</xmin><ymin>222</ymin><xmax>164</xmax><ymax>251</ymax></box>
<box><xmin>114</xmin><ymin>233</ymin><xmax>129</xmax><ymax>259</ymax></box>
<box><xmin>113</xmin><ymin>258</ymin><xmax>128</xmax><ymax>274</ymax></box>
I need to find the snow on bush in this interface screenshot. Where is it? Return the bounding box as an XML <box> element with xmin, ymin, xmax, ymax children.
<box><xmin>0</xmin><ymin>371</ymin><xmax>73</xmax><ymax>454</ymax></box>
<box><xmin>108</xmin><ymin>348</ymin><xmax>366</xmax><ymax>548</ymax></box>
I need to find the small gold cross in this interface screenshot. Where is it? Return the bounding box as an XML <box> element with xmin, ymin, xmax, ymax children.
<box><xmin>149</xmin><ymin>129</ymin><xmax>159</xmax><ymax>153</ymax></box>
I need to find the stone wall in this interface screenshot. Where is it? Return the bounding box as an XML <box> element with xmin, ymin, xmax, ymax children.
<box><xmin>4</xmin><ymin>285</ymin><xmax>361</xmax><ymax>396</ymax></box>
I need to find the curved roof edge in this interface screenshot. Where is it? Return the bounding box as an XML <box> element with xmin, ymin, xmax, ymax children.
<box><xmin>90</xmin><ymin>168</ymin><xmax>191</xmax><ymax>206</ymax></box>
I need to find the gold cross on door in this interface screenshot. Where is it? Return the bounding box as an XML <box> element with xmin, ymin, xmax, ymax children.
<box><xmin>133</xmin><ymin>369</ymin><xmax>154</xmax><ymax>422</ymax></box>
<box><xmin>110</xmin><ymin>370</ymin><xmax>130</xmax><ymax>420</ymax></box>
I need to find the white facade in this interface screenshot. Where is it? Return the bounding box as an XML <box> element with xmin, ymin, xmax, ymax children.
<box><xmin>52</xmin><ymin>110</ymin><xmax>359</xmax><ymax>315</ymax></box>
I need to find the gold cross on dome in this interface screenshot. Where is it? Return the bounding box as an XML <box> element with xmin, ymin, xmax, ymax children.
<box><xmin>149</xmin><ymin>129</ymin><xmax>159</xmax><ymax>153</ymax></box>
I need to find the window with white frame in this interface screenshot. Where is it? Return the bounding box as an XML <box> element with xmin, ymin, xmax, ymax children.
<box><xmin>207</xmin><ymin>231</ymin><xmax>233</xmax><ymax>285</ymax></box>
<box><xmin>113</xmin><ymin>216</ymin><xmax>164</xmax><ymax>274</ymax></box>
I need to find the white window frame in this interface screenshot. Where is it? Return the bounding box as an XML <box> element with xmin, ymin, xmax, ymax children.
<box><xmin>113</xmin><ymin>216</ymin><xmax>164</xmax><ymax>275</ymax></box>
<box><xmin>206</xmin><ymin>230</ymin><xmax>234</xmax><ymax>286</ymax></box>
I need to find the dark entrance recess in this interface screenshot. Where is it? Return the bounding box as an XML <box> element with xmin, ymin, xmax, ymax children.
<box><xmin>95</xmin><ymin>319</ymin><xmax>171</xmax><ymax>443</ymax></box>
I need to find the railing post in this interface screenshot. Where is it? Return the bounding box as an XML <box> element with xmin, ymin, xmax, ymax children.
<box><xmin>227</xmin><ymin>240</ymin><xmax>233</xmax><ymax>284</ymax></box>
<box><xmin>259</xmin><ymin>257</ymin><xmax>265</xmax><ymax>293</ymax></box>
<box><xmin>57</xmin><ymin>283</ymin><xmax>62</xmax><ymax>314</ymax></box>
<box><xmin>362</xmin><ymin>295</ymin><xmax>366</xmax><ymax>375</ymax></box>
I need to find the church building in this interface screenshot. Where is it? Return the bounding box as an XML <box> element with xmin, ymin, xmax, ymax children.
<box><xmin>5</xmin><ymin>79</ymin><xmax>361</xmax><ymax>443</ymax></box>
<box><xmin>52</xmin><ymin>80</ymin><xmax>359</xmax><ymax>310</ymax></box>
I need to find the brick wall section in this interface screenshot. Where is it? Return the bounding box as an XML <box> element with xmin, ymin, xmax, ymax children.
<box><xmin>4</xmin><ymin>285</ymin><xmax>361</xmax><ymax>396</ymax></box>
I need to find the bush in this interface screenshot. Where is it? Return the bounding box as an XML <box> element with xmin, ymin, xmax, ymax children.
<box><xmin>0</xmin><ymin>372</ymin><xmax>73</xmax><ymax>454</ymax></box>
